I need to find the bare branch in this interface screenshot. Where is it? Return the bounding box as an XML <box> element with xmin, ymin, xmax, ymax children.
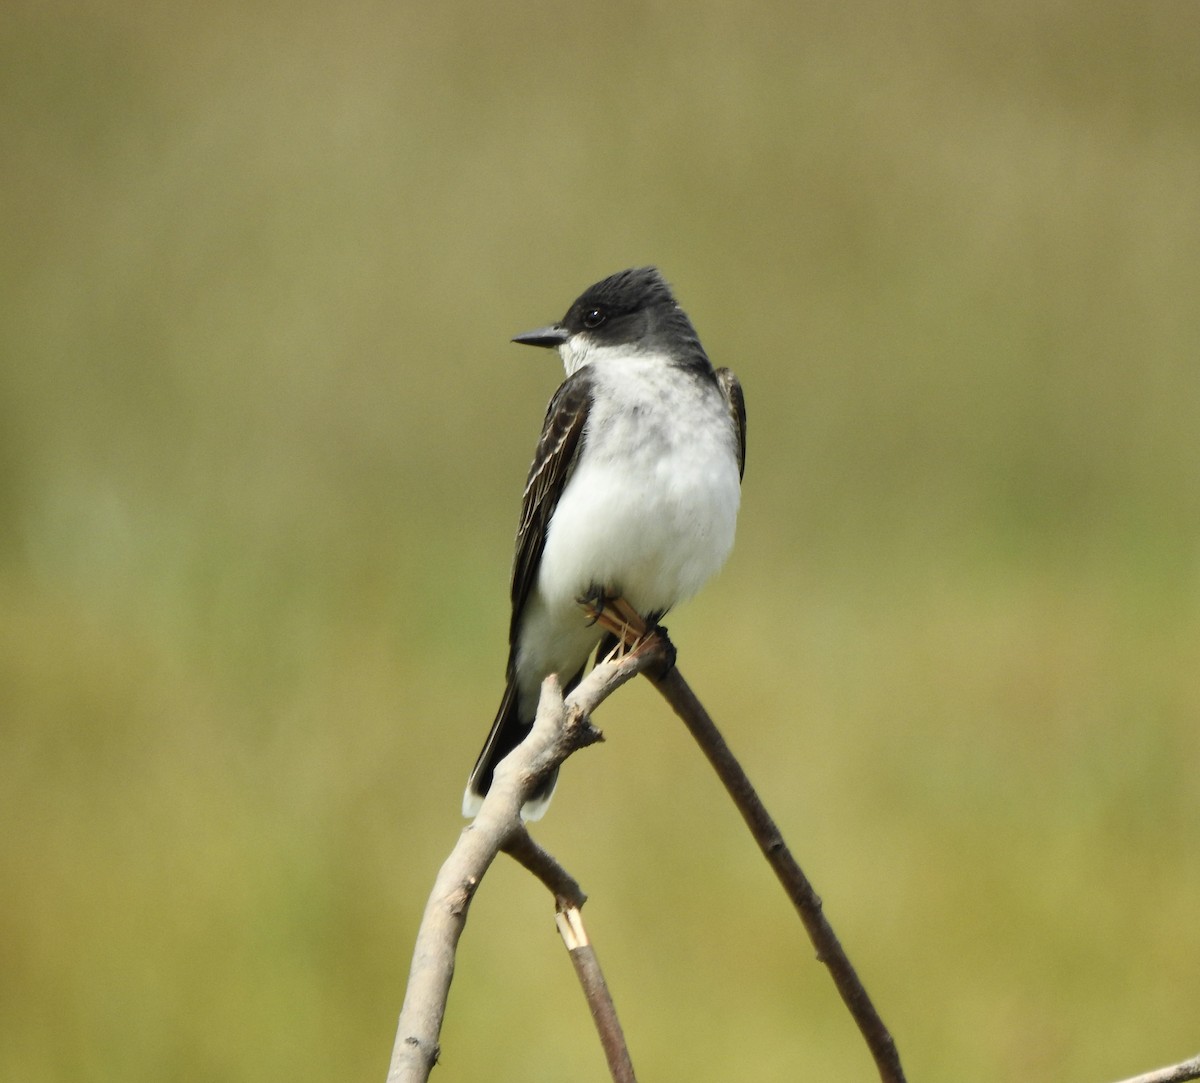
<box><xmin>391</xmin><ymin>600</ymin><xmax>1188</xmax><ymax>1083</ymax></box>
<box><xmin>648</xmin><ymin>664</ymin><xmax>907</xmax><ymax>1083</ymax></box>
<box><xmin>502</xmin><ymin>826</ymin><xmax>588</xmax><ymax>909</ymax></box>
<box><xmin>502</xmin><ymin>833</ymin><xmax>636</xmax><ymax>1079</ymax></box>
<box><xmin>556</xmin><ymin>906</ymin><xmax>638</xmax><ymax>1083</ymax></box>
<box><xmin>1110</xmin><ymin>1055</ymin><xmax>1200</xmax><ymax>1083</ymax></box>
<box><xmin>386</xmin><ymin>640</ymin><xmax>666</xmax><ymax>1083</ymax></box>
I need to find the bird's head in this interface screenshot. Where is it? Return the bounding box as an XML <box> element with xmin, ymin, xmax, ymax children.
<box><xmin>512</xmin><ymin>266</ymin><xmax>682</xmax><ymax>374</ymax></box>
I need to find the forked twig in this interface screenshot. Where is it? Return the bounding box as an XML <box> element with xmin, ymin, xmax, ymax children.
<box><xmin>503</xmin><ymin>829</ymin><xmax>638</xmax><ymax>1082</ymax></box>
<box><xmin>386</xmin><ymin>642</ymin><xmax>665</xmax><ymax>1083</ymax></box>
<box><xmin>391</xmin><ymin>608</ymin><xmax>1182</xmax><ymax>1083</ymax></box>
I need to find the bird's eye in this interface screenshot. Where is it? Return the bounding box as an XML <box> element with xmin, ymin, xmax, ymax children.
<box><xmin>582</xmin><ymin>308</ymin><xmax>606</xmax><ymax>329</ymax></box>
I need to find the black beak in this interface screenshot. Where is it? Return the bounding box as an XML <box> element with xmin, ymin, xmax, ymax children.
<box><xmin>512</xmin><ymin>324</ymin><xmax>569</xmax><ymax>348</ymax></box>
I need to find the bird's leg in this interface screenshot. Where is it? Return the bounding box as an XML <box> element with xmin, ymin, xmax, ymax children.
<box><xmin>610</xmin><ymin>596</ymin><xmax>648</xmax><ymax>653</ymax></box>
<box><xmin>578</xmin><ymin>589</ymin><xmax>648</xmax><ymax>657</ymax></box>
<box><xmin>579</xmin><ymin>590</ymin><xmax>677</xmax><ymax>676</ymax></box>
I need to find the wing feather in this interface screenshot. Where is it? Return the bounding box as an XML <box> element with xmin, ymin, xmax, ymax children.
<box><xmin>714</xmin><ymin>366</ymin><xmax>746</xmax><ymax>480</ymax></box>
<box><xmin>507</xmin><ymin>371</ymin><xmax>593</xmax><ymax>650</ymax></box>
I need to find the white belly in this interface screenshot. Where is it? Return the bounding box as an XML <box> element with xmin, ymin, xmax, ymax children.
<box><xmin>537</xmin><ymin>437</ymin><xmax>740</xmax><ymax>614</ymax></box>
<box><xmin>512</xmin><ymin>353</ymin><xmax>741</xmax><ymax>704</ymax></box>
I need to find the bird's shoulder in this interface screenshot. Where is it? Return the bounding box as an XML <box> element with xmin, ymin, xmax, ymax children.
<box><xmin>713</xmin><ymin>366</ymin><xmax>746</xmax><ymax>480</ymax></box>
<box><xmin>508</xmin><ymin>369</ymin><xmax>595</xmax><ymax>644</ymax></box>
<box><xmin>522</xmin><ymin>368</ymin><xmax>594</xmax><ymax>494</ymax></box>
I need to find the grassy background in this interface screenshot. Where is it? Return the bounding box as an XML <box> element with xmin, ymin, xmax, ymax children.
<box><xmin>3</xmin><ymin>1</ymin><xmax>1198</xmax><ymax>1079</ymax></box>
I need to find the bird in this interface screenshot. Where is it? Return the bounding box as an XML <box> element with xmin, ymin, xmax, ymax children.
<box><xmin>462</xmin><ymin>266</ymin><xmax>746</xmax><ymax>820</ymax></box>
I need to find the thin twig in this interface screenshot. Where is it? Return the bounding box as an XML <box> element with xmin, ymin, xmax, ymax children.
<box><xmin>1110</xmin><ymin>1055</ymin><xmax>1200</xmax><ymax>1083</ymax></box>
<box><xmin>503</xmin><ymin>829</ymin><xmax>636</xmax><ymax>1079</ymax></box>
<box><xmin>648</xmin><ymin>663</ymin><xmax>907</xmax><ymax>1083</ymax></box>
<box><xmin>556</xmin><ymin>906</ymin><xmax>638</xmax><ymax>1083</ymax></box>
<box><xmin>503</xmin><ymin>826</ymin><xmax>587</xmax><ymax>909</ymax></box>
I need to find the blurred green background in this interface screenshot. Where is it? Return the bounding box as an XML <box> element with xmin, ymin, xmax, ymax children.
<box><xmin>3</xmin><ymin>1</ymin><xmax>1198</xmax><ymax>1080</ymax></box>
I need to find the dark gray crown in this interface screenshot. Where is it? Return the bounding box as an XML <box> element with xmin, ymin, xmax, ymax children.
<box><xmin>560</xmin><ymin>266</ymin><xmax>703</xmax><ymax>358</ymax></box>
<box><xmin>563</xmin><ymin>267</ymin><xmax>674</xmax><ymax>325</ymax></box>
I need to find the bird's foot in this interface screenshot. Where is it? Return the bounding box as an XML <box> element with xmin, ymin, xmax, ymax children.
<box><xmin>646</xmin><ymin>620</ymin><xmax>677</xmax><ymax>675</ymax></box>
<box><xmin>579</xmin><ymin>589</ymin><xmax>647</xmax><ymax>654</ymax></box>
<box><xmin>578</xmin><ymin>590</ymin><xmax>674</xmax><ymax>671</ymax></box>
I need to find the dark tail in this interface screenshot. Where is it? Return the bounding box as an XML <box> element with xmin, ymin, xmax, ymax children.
<box><xmin>462</xmin><ymin>678</ymin><xmax>559</xmax><ymax>821</ymax></box>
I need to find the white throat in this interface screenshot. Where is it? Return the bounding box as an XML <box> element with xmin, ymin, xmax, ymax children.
<box><xmin>557</xmin><ymin>335</ymin><xmax>648</xmax><ymax>377</ymax></box>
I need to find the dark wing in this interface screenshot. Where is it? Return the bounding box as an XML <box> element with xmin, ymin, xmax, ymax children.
<box><xmin>508</xmin><ymin>369</ymin><xmax>593</xmax><ymax>649</ymax></box>
<box><xmin>714</xmin><ymin>367</ymin><xmax>746</xmax><ymax>480</ymax></box>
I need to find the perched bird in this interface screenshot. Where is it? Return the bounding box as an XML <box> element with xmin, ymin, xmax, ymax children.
<box><xmin>463</xmin><ymin>267</ymin><xmax>746</xmax><ymax>820</ymax></box>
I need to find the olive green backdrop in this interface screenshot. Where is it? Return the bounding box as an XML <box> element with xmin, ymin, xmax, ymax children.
<box><xmin>3</xmin><ymin>1</ymin><xmax>1197</xmax><ymax>1080</ymax></box>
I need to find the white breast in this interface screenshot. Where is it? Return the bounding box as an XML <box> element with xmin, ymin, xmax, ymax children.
<box><xmin>536</xmin><ymin>353</ymin><xmax>741</xmax><ymax>617</ymax></box>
